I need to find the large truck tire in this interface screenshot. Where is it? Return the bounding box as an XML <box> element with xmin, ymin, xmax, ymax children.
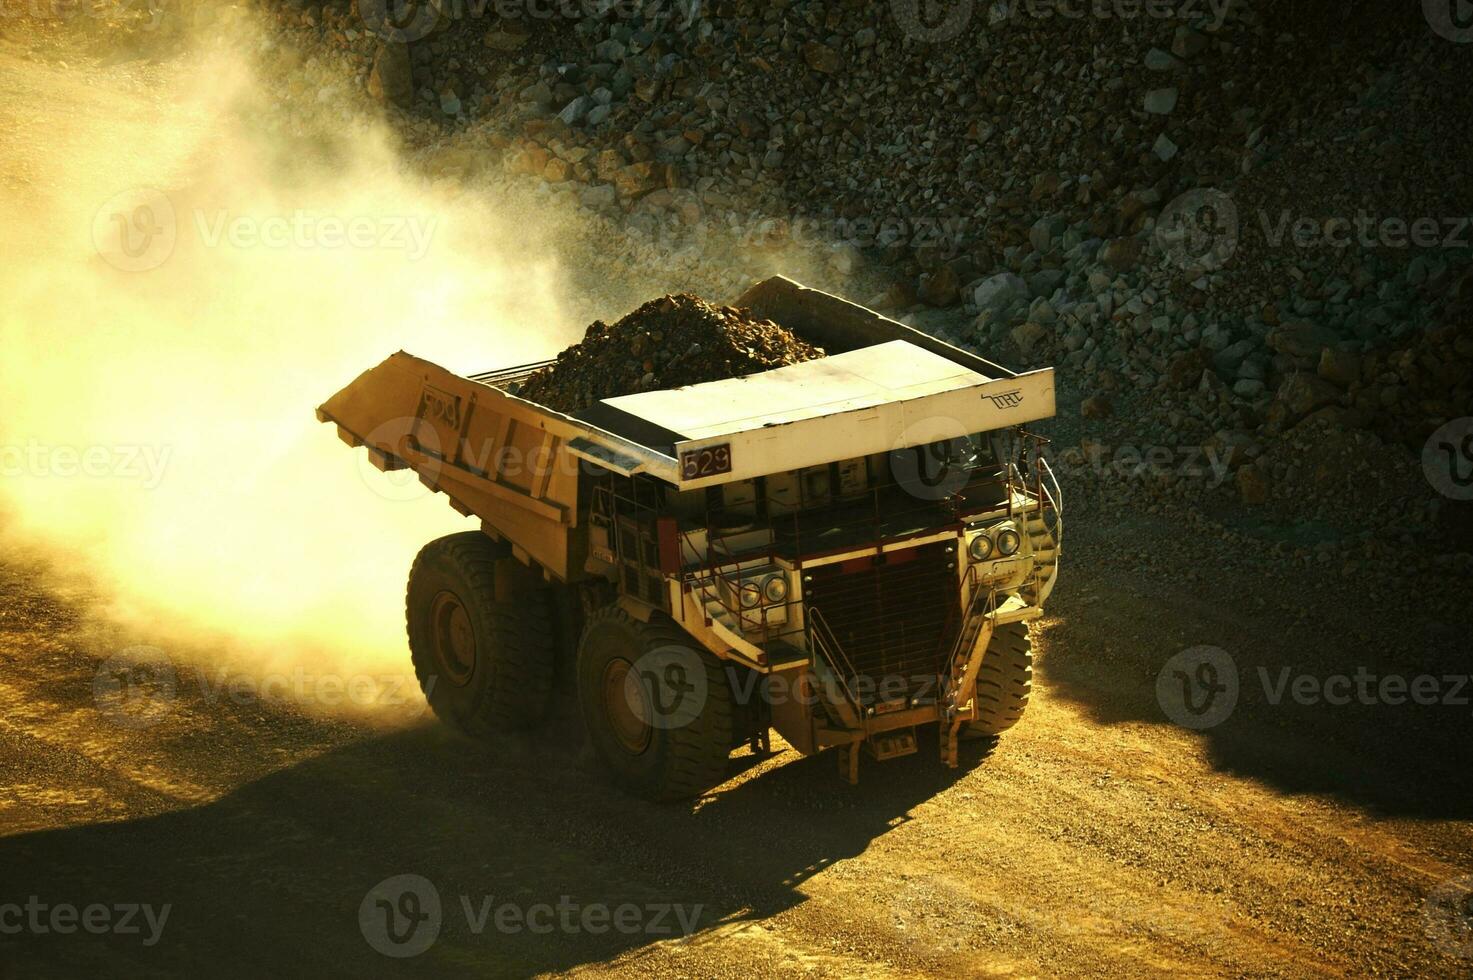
<box><xmin>577</xmin><ymin>606</ymin><xmax>733</xmax><ymax>802</ymax></box>
<box><xmin>406</xmin><ymin>531</ymin><xmax>555</xmax><ymax>735</ymax></box>
<box><xmin>965</xmin><ymin>621</ymin><xmax>1033</xmax><ymax>737</ymax></box>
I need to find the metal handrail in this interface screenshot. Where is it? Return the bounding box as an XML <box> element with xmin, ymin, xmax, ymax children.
<box><xmin>679</xmin><ymin>527</ymin><xmax>794</xmax><ymax>640</ymax></box>
<box><xmin>1037</xmin><ymin>455</ymin><xmax>1062</xmax><ymax>514</ymax></box>
<box><xmin>804</xmin><ymin>606</ymin><xmax>866</xmax><ymax>723</ymax></box>
<box><xmin>939</xmin><ymin>568</ymin><xmax>995</xmax><ymax>717</ymax></box>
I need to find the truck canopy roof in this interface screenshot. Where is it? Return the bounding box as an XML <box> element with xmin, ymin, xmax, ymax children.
<box><xmin>600</xmin><ymin>340</ymin><xmax>992</xmax><ymax>441</ymax></box>
<box><xmin>578</xmin><ymin>338</ymin><xmax>1055</xmax><ymax>488</ymax></box>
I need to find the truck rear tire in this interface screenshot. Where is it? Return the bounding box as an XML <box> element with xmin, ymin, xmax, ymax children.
<box><xmin>406</xmin><ymin>531</ymin><xmax>554</xmax><ymax>735</ymax></box>
<box><xmin>965</xmin><ymin>621</ymin><xmax>1033</xmax><ymax>737</ymax></box>
<box><xmin>577</xmin><ymin>606</ymin><xmax>732</xmax><ymax>802</ymax></box>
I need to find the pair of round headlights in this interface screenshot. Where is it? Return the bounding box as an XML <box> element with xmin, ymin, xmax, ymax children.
<box><xmin>739</xmin><ymin>573</ymin><xmax>789</xmax><ymax>608</ymax></box>
<box><xmin>968</xmin><ymin>526</ymin><xmax>1021</xmax><ymax>562</ymax></box>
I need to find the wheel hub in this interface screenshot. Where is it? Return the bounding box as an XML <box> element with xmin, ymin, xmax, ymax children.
<box><xmin>430</xmin><ymin>590</ymin><xmax>476</xmax><ymax>687</ymax></box>
<box><xmin>601</xmin><ymin>658</ymin><xmax>652</xmax><ymax>755</ymax></box>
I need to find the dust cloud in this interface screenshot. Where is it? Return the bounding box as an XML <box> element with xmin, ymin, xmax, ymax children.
<box><xmin>0</xmin><ymin>14</ymin><xmax>579</xmax><ymax>715</ymax></box>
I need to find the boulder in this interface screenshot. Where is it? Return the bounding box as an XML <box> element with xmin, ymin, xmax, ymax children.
<box><xmin>803</xmin><ymin>42</ymin><xmax>842</xmax><ymax>74</ymax></box>
<box><xmin>1011</xmin><ymin>320</ymin><xmax>1048</xmax><ymax>355</ymax></box>
<box><xmin>1144</xmin><ymin>88</ymin><xmax>1179</xmax><ymax>115</ymax></box>
<box><xmin>367</xmin><ymin>43</ymin><xmax>413</xmax><ymax>108</ymax></box>
<box><xmin>1276</xmin><ymin>372</ymin><xmax>1342</xmax><ymax>416</ymax></box>
<box><xmin>973</xmin><ymin>273</ymin><xmax>1026</xmax><ymax>313</ymax></box>
<box><xmin>1101</xmin><ymin>237</ymin><xmax>1142</xmax><ymax>273</ymax></box>
<box><xmin>1317</xmin><ymin>348</ymin><xmax>1362</xmax><ymax>388</ymax></box>
<box><xmin>1267</xmin><ymin>321</ymin><xmax>1340</xmax><ymax>359</ymax></box>
<box><xmin>1236</xmin><ymin>463</ymin><xmax>1270</xmax><ymax>505</ymax></box>
<box><xmin>918</xmin><ymin>265</ymin><xmax>960</xmax><ymax>307</ymax></box>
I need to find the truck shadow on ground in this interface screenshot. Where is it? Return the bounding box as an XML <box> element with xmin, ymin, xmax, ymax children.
<box><xmin>0</xmin><ymin>719</ymin><xmax>988</xmax><ymax>977</ymax></box>
<box><xmin>1033</xmin><ymin>521</ymin><xmax>1473</xmax><ymax>821</ymax></box>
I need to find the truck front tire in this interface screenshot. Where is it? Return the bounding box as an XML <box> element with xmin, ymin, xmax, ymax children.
<box><xmin>406</xmin><ymin>531</ymin><xmax>555</xmax><ymax>735</ymax></box>
<box><xmin>965</xmin><ymin>621</ymin><xmax>1033</xmax><ymax>737</ymax></box>
<box><xmin>577</xmin><ymin>606</ymin><xmax>733</xmax><ymax>802</ymax></box>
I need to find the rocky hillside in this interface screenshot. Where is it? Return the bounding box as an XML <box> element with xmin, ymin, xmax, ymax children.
<box><xmin>259</xmin><ymin>0</ymin><xmax>1473</xmax><ymax>551</ymax></box>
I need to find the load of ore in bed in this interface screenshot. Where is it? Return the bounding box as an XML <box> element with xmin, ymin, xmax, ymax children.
<box><xmin>514</xmin><ymin>292</ymin><xmax>825</xmax><ymax>413</ymax></box>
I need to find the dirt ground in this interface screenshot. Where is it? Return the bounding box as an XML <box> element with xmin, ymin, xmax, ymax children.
<box><xmin>3</xmin><ymin>500</ymin><xmax>1471</xmax><ymax>978</ymax></box>
<box><xmin>2</xmin><ymin>20</ymin><xmax>1472</xmax><ymax>980</ymax></box>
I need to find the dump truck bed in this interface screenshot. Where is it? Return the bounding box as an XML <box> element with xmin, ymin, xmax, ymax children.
<box><xmin>317</xmin><ymin>277</ymin><xmax>1056</xmax><ymax>580</ymax></box>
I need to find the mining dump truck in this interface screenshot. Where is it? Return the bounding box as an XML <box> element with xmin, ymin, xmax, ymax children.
<box><xmin>318</xmin><ymin>277</ymin><xmax>1062</xmax><ymax>800</ymax></box>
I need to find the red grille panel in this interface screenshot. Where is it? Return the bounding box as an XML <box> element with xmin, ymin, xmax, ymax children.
<box><xmin>804</xmin><ymin>541</ymin><xmax>960</xmax><ymax>703</ymax></box>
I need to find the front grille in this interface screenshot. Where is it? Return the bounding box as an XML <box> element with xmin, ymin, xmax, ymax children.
<box><xmin>804</xmin><ymin>541</ymin><xmax>961</xmax><ymax>705</ymax></box>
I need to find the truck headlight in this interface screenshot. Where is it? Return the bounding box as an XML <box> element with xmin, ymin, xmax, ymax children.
<box><xmin>739</xmin><ymin>581</ymin><xmax>762</xmax><ymax>608</ymax></box>
<box><xmin>762</xmin><ymin>573</ymin><xmax>789</xmax><ymax>604</ymax></box>
<box><xmin>968</xmin><ymin>534</ymin><xmax>993</xmax><ymax>562</ymax></box>
<box><xmin>996</xmin><ymin>527</ymin><xmax>1021</xmax><ymax>556</ymax></box>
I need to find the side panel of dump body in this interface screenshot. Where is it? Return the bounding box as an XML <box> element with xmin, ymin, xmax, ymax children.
<box><xmin>317</xmin><ymin>351</ymin><xmax>670</xmax><ymax>581</ymax></box>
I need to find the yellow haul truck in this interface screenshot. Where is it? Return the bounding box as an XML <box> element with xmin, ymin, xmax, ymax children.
<box><xmin>318</xmin><ymin>277</ymin><xmax>1062</xmax><ymax>800</ymax></box>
